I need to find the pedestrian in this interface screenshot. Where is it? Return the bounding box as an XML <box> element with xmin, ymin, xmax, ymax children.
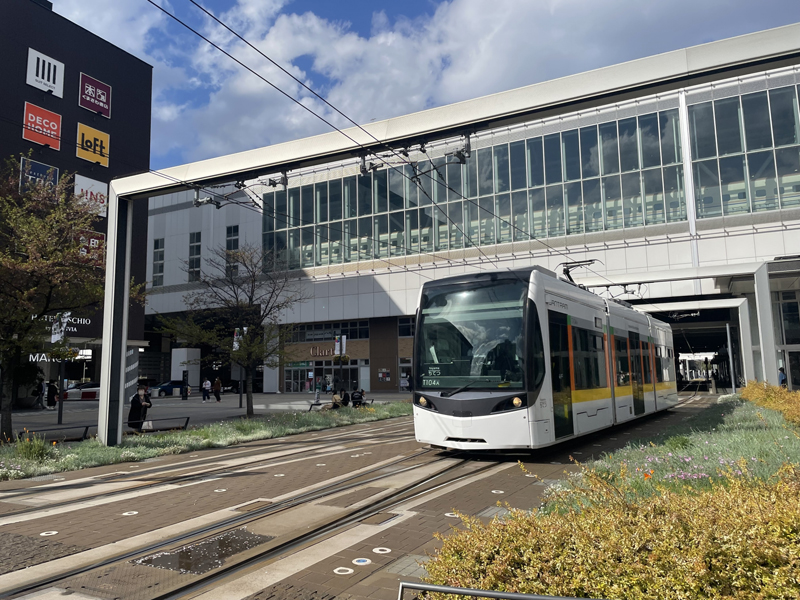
<box><xmin>351</xmin><ymin>387</ymin><xmax>363</xmax><ymax>408</ymax></box>
<box><xmin>33</xmin><ymin>378</ymin><xmax>46</xmax><ymax>410</ymax></box>
<box><xmin>213</xmin><ymin>377</ymin><xmax>222</xmax><ymax>402</ymax></box>
<box><xmin>323</xmin><ymin>389</ymin><xmax>344</xmax><ymax>410</ymax></box>
<box><xmin>778</xmin><ymin>367</ymin><xmax>787</xmax><ymax>388</ymax></box>
<box><xmin>127</xmin><ymin>385</ymin><xmax>152</xmax><ymax>433</ymax></box>
<box><xmin>46</xmin><ymin>380</ymin><xmax>58</xmax><ymax>410</ymax></box>
<box><xmin>202</xmin><ymin>377</ymin><xmax>211</xmax><ymax>403</ymax></box>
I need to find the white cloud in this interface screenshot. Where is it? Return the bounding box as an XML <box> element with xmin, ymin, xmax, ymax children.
<box><xmin>56</xmin><ymin>0</ymin><xmax>800</xmax><ymax>168</ymax></box>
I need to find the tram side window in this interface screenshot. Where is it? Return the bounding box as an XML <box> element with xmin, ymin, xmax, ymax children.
<box><xmin>642</xmin><ymin>341</ymin><xmax>653</xmax><ymax>384</ymax></box>
<box><xmin>572</xmin><ymin>326</ymin><xmax>607</xmax><ymax>389</ymax></box>
<box><xmin>655</xmin><ymin>346</ymin><xmax>665</xmax><ymax>383</ymax></box>
<box><xmin>549</xmin><ymin>311</ymin><xmax>571</xmax><ymax>394</ymax></box>
<box><xmin>528</xmin><ymin>302</ymin><xmax>546</xmax><ymax>392</ymax></box>
<box><xmin>615</xmin><ymin>335</ymin><xmax>630</xmax><ymax>386</ymax></box>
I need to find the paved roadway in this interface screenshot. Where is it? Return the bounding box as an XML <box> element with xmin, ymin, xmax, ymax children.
<box><xmin>13</xmin><ymin>391</ymin><xmax>410</xmax><ymax>440</ymax></box>
<box><xmin>0</xmin><ymin>395</ymin><xmax>719</xmax><ymax>600</ymax></box>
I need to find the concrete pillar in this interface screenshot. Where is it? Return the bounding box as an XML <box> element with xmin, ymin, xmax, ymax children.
<box><xmin>737</xmin><ymin>298</ymin><xmax>755</xmax><ymax>383</ymax></box>
<box><xmin>753</xmin><ymin>264</ymin><xmax>778</xmax><ymax>385</ymax></box>
<box><xmin>98</xmin><ymin>188</ymin><xmax>133</xmax><ymax>446</ymax></box>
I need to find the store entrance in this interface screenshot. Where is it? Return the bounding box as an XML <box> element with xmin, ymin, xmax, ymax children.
<box><xmin>786</xmin><ymin>351</ymin><xmax>800</xmax><ymax>391</ymax></box>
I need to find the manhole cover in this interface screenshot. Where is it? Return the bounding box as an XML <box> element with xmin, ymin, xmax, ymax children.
<box><xmin>133</xmin><ymin>528</ymin><xmax>274</xmax><ymax>574</ymax></box>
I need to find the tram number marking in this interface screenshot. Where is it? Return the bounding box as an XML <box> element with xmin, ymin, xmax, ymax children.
<box><xmin>423</xmin><ymin>379</ymin><xmax>440</xmax><ymax>386</ymax></box>
<box><xmin>427</xmin><ymin>367</ymin><xmax>441</xmax><ymax>376</ymax></box>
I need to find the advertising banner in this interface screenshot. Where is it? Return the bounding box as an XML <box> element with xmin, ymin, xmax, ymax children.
<box><xmin>50</xmin><ymin>311</ymin><xmax>71</xmax><ymax>344</ymax></box>
<box><xmin>79</xmin><ymin>73</ymin><xmax>111</xmax><ymax>118</ymax></box>
<box><xmin>77</xmin><ymin>230</ymin><xmax>105</xmax><ymax>262</ymax></box>
<box><xmin>74</xmin><ymin>174</ymin><xmax>108</xmax><ymax>217</ymax></box>
<box><xmin>19</xmin><ymin>157</ymin><xmax>58</xmax><ymax>193</ymax></box>
<box><xmin>76</xmin><ymin>122</ymin><xmax>110</xmax><ymax>167</ymax></box>
<box><xmin>26</xmin><ymin>48</ymin><xmax>64</xmax><ymax>98</ymax></box>
<box><xmin>23</xmin><ymin>102</ymin><xmax>61</xmax><ymax>150</ymax></box>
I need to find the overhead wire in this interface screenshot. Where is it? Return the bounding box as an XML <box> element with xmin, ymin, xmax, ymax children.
<box><xmin>149</xmin><ymin>0</ymin><xmax>667</xmax><ymax>298</ymax></box>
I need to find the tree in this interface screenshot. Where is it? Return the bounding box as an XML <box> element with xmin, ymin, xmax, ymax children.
<box><xmin>0</xmin><ymin>157</ymin><xmax>105</xmax><ymax>441</ymax></box>
<box><xmin>159</xmin><ymin>243</ymin><xmax>306</xmax><ymax>417</ymax></box>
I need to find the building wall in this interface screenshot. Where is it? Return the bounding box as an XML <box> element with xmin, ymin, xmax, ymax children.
<box><xmin>145</xmin><ymin>49</ymin><xmax>800</xmax><ymax>391</ymax></box>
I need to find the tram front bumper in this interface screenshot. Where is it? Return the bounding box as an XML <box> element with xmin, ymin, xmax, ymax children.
<box><xmin>413</xmin><ymin>406</ymin><xmax>532</xmax><ymax>450</ymax></box>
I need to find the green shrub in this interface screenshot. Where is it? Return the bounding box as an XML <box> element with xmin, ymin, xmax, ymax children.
<box><xmin>741</xmin><ymin>381</ymin><xmax>800</xmax><ymax>427</ymax></box>
<box><xmin>14</xmin><ymin>433</ymin><xmax>54</xmax><ymax>462</ymax></box>
<box><xmin>426</xmin><ymin>464</ymin><xmax>800</xmax><ymax>599</ymax></box>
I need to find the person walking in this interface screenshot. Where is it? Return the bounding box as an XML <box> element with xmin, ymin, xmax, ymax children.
<box><xmin>779</xmin><ymin>367</ymin><xmax>788</xmax><ymax>388</ymax></box>
<box><xmin>202</xmin><ymin>377</ymin><xmax>211</xmax><ymax>403</ymax></box>
<box><xmin>46</xmin><ymin>380</ymin><xmax>58</xmax><ymax>410</ymax></box>
<box><xmin>213</xmin><ymin>377</ymin><xmax>222</xmax><ymax>402</ymax></box>
<box><xmin>33</xmin><ymin>378</ymin><xmax>46</xmax><ymax>410</ymax></box>
<box><xmin>127</xmin><ymin>385</ymin><xmax>152</xmax><ymax>433</ymax></box>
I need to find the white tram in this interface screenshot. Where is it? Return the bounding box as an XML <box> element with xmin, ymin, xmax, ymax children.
<box><xmin>412</xmin><ymin>266</ymin><xmax>679</xmax><ymax>450</ymax></box>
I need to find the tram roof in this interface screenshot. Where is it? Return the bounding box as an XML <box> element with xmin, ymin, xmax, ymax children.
<box><xmin>113</xmin><ymin>22</ymin><xmax>800</xmax><ymax>200</ymax></box>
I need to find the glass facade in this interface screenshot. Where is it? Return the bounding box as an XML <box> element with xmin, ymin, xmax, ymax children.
<box><xmin>259</xmin><ymin>70</ymin><xmax>800</xmax><ymax>270</ymax></box>
<box><xmin>689</xmin><ymin>84</ymin><xmax>800</xmax><ymax>216</ymax></box>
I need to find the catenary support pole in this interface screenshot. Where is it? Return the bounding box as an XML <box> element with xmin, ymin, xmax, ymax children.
<box><xmin>726</xmin><ymin>322</ymin><xmax>736</xmax><ymax>394</ymax></box>
<box><xmin>98</xmin><ymin>187</ymin><xmax>133</xmax><ymax>446</ymax></box>
<box><xmin>57</xmin><ymin>359</ymin><xmax>65</xmax><ymax>425</ymax></box>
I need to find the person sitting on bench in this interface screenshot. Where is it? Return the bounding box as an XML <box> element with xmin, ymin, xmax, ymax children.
<box><xmin>351</xmin><ymin>388</ymin><xmax>365</xmax><ymax>408</ymax></box>
<box><xmin>322</xmin><ymin>389</ymin><xmax>346</xmax><ymax>410</ymax></box>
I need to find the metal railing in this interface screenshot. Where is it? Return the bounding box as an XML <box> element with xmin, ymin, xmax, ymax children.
<box><xmin>398</xmin><ymin>582</ymin><xmax>602</xmax><ymax>600</ymax></box>
<box><xmin>17</xmin><ymin>424</ymin><xmax>93</xmax><ymax>442</ymax></box>
<box><xmin>124</xmin><ymin>417</ymin><xmax>191</xmax><ymax>432</ymax></box>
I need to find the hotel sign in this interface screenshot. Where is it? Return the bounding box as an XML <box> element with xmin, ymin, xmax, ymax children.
<box><xmin>78</xmin><ymin>73</ymin><xmax>111</xmax><ymax>118</ymax></box>
<box><xmin>19</xmin><ymin>157</ymin><xmax>58</xmax><ymax>193</ymax></box>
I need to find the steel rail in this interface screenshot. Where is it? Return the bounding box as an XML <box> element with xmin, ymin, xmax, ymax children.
<box><xmin>0</xmin><ymin>446</ymin><xmax>440</xmax><ymax>598</ymax></box>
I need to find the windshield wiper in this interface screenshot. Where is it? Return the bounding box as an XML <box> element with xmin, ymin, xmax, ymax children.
<box><xmin>440</xmin><ymin>380</ymin><xmax>480</xmax><ymax>397</ymax></box>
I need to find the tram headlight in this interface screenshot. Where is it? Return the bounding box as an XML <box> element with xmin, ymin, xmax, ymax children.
<box><xmin>512</xmin><ymin>397</ymin><xmax>523</xmax><ymax>408</ymax></box>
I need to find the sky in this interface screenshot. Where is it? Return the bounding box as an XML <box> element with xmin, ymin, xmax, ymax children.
<box><xmin>53</xmin><ymin>0</ymin><xmax>800</xmax><ymax>171</ymax></box>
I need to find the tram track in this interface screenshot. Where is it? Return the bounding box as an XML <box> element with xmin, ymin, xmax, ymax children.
<box><xmin>0</xmin><ymin>419</ymin><xmax>414</xmax><ymax>520</ymax></box>
<box><xmin>1</xmin><ymin>444</ymin><xmax>447</xmax><ymax>599</ymax></box>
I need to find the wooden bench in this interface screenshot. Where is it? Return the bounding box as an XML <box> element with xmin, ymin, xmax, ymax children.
<box><xmin>124</xmin><ymin>417</ymin><xmax>191</xmax><ymax>433</ymax></box>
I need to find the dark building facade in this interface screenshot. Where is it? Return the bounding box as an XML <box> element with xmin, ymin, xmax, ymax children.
<box><xmin>0</xmin><ymin>0</ymin><xmax>152</xmax><ymax>386</ymax></box>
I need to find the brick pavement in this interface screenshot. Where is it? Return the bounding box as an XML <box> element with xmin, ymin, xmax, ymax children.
<box><xmin>0</xmin><ymin>397</ymin><xmax>719</xmax><ymax>600</ymax></box>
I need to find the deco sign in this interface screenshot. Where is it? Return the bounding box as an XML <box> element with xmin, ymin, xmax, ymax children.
<box><xmin>22</xmin><ymin>102</ymin><xmax>61</xmax><ymax>150</ymax></box>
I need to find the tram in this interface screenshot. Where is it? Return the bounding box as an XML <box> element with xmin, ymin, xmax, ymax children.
<box><xmin>412</xmin><ymin>266</ymin><xmax>678</xmax><ymax>450</ymax></box>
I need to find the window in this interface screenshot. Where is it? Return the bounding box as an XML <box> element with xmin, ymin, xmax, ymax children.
<box><xmin>399</xmin><ymin>317</ymin><xmax>415</xmax><ymax>337</ymax></box>
<box><xmin>188</xmin><ymin>232</ymin><xmax>201</xmax><ymax>282</ymax></box>
<box><xmin>572</xmin><ymin>327</ymin><xmax>607</xmax><ymax>390</ymax></box>
<box><xmin>226</xmin><ymin>225</ymin><xmax>239</xmax><ymax>277</ymax></box>
<box><xmin>291</xmin><ymin>321</ymin><xmax>370</xmax><ymax>343</ymax></box>
<box><xmin>152</xmin><ymin>238</ymin><xmax>164</xmax><ymax>287</ymax></box>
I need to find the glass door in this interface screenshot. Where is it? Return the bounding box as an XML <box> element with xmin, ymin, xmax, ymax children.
<box><xmin>788</xmin><ymin>351</ymin><xmax>800</xmax><ymax>391</ymax></box>
<box><xmin>629</xmin><ymin>332</ymin><xmax>645</xmax><ymax>415</ymax></box>
<box><xmin>548</xmin><ymin>311</ymin><xmax>574</xmax><ymax>438</ymax></box>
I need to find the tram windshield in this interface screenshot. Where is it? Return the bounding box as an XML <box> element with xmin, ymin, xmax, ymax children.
<box><xmin>416</xmin><ymin>279</ymin><xmax>527</xmax><ymax>391</ymax></box>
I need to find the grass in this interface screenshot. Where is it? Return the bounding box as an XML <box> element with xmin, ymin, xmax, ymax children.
<box><xmin>0</xmin><ymin>403</ymin><xmax>412</xmax><ymax>481</ymax></box>
<box><xmin>424</xmin><ymin>387</ymin><xmax>800</xmax><ymax>599</ymax></box>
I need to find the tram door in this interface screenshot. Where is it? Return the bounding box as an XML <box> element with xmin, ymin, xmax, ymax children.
<box><xmin>629</xmin><ymin>332</ymin><xmax>645</xmax><ymax>415</ymax></box>
<box><xmin>548</xmin><ymin>311</ymin><xmax>574</xmax><ymax>438</ymax></box>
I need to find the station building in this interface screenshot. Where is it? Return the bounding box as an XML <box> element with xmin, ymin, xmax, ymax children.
<box><xmin>0</xmin><ymin>0</ymin><xmax>151</xmax><ymax>397</ymax></box>
<box><xmin>143</xmin><ymin>22</ymin><xmax>800</xmax><ymax>393</ymax></box>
